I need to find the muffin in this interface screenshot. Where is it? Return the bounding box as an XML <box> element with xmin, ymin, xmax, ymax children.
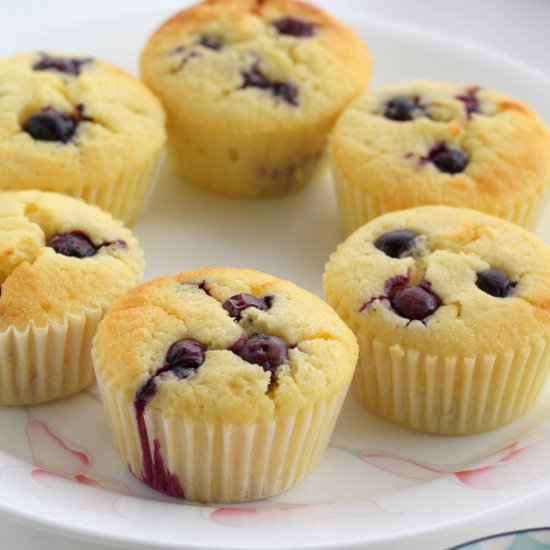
<box><xmin>0</xmin><ymin>51</ymin><xmax>166</xmax><ymax>225</ymax></box>
<box><xmin>93</xmin><ymin>267</ymin><xmax>358</xmax><ymax>502</ymax></box>
<box><xmin>140</xmin><ymin>0</ymin><xmax>371</xmax><ymax>197</ymax></box>
<box><xmin>0</xmin><ymin>190</ymin><xmax>144</xmax><ymax>405</ymax></box>
<box><xmin>324</xmin><ymin>206</ymin><xmax>550</xmax><ymax>435</ymax></box>
<box><xmin>329</xmin><ymin>80</ymin><xmax>550</xmax><ymax>234</ymax></box>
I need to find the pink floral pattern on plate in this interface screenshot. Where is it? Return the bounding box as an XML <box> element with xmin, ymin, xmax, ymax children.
<box><xmin>207</xmin><ymin>498</ymin><xmax>397</xmax><ymax>527</ymax></box>
<box><xmin>2</xmin><ymin>402</ymin><xmax>550</xmax><ymax>530</ymax></box>
<box><xmin>0</xmin><ymin>417</ymin><xmax>131</xmax><ymax>516</ymax></box>
<box><xmin>357</xmin><ymin>430</ymin><xmax>550</xmax><ymax>489</ymax></box>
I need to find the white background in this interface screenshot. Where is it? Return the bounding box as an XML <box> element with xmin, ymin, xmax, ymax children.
<box><xmin>1</xmin><ymin>1</ymin><xmax>550</xmax><ymax>549</ymax></box>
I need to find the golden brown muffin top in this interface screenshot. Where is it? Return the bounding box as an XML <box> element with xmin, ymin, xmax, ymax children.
<box><xmin>140</xmin><ymin>0</ymin><xmax>371</xmax><ymax>128</ymax></box>
<box><xmin>93</xmin><ymin>267</ymin><xmax>358</xmax><ymax>423</ymax></box>
<box><xmin>0</xmin><ymin>190</ymin><xmax>144</xmax><ymax>330</ymax></box>
<box><xmin>330</xmin><ymin>80</ymin><xmax>550</xmax><ymax>214</ymax></box>
<box><xmin>324</xmin><ymin>206</ymin><xmax>550</xmax><ymax>357</ymax></box>
<box><xmin>0</xmin><ymin>52</ymin><xmax>165</xmax><ymax>193</ymax></box>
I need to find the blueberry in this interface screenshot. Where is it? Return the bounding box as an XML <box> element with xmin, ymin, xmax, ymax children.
<box><xmin>390</xmin><ymin>285</ymin><xmax>441</xmax><ymax>321</ymax></box>
<box><xmin>198</xmin><ymin>36</ymin><xmax>223</xmax><ymax>51</ymax></box>
<box><xmin>23</xmin><ymin>108</ymin><xmax>77</xmax><ymax>143</ymax></box>
<box><xmin>374</xmin><ymin>230</ymin><xmax>419</xmax><ymax>258</ymax></box>
<box><xmin>34</xmin><ymin>54</ymin><xmax>91</xmax><ymax>76</ymax></box>
<box><xmin>456</xmin><ymin>86</ymin><xmax>481</xmax><ymax>116</ymax></box>
<box><xmin>47</xmin><ymin>231</ymin><xmax>97</xmax><ymax>258</ymax></box>
<box><xmin>428</xmin><ymin>143</ymin><xmax>468</xmax><ymax>174</ymax></box>
<box><xmin>223</xmin><ymin>293</ymin><xmax>272</xmax><ymax>320</ymax></box>
<box><xmin>242</xmin><ymin>67</ymin><xmax>298</xmax><ymax>106</ymax></box>
<box><xmin>273</xmin><ymin>17</ymin><xmax>316</xmax><ymax>37</ymax></box>
<box><xmin>232</xmin><ymin>333</ymin><xmax>288</xmax><ymax>379</ymax></box>
<box><xmin>165</xmin><ymin>338</ymin><xmax>206</xmax><ymax>379</ymax></box>
<box><xmin>476</xmin><ymin>269</ymin><xmax>516</xmax><ymax>298</ymax></box>
<box><xmin>384</xmin><ymin>96</ymin><xmax>417</xmax><ymax>122</ymax></box>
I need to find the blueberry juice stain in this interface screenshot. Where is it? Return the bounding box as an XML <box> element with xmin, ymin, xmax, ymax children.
<box><xmin>132</xmin><ymin>339</ymin><xmax>206</xmax><ymax>498</ymax></box>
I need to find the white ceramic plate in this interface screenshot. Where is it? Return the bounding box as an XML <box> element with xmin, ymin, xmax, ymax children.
<box><xmin>2</xmin><ymin>6</ymin><xmax>550</xmax><ymax>550</ymax></box>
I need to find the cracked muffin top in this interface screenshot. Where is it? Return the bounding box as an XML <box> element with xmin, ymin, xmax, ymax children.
<box><xmin>93</xmin><ymin>267</ymin><xmax>358</xmax><ymax>423</ymax></box>
<box><xmin>324</xmin><ymin>206</ymin><xmax>550</xmax><ymax>356</ymax></box>
<box><xmin>140</xmin><ymin>0</ymin><xmax>371</xmax><ymax>128</ymax></box>
<box><xmin>0</xmin><ymin>52</ymin><xmax>165</xmax><ymax>193</ymax></box>
<box><xmin>0</xmin><ymin>190</ymin><xmax>144</xmax><ymax>330</ymax></box>
<box><xmin>329</xmin><ymin>80</ymin><xmax>550</xmax><ymax>217</ymax></box>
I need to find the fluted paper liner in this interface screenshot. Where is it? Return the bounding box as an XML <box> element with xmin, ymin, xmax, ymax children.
<box><xmin>0</xmin><ymin>306</ymin><xmax>105</xmax><ymax>405</ymax></box>
<box><xmin>331</xmin><ymin>164</ymin><xmax>548</xmax><ymax>235</ymax></box>
<box><xmin>95</xmin><ymin>376</ymin><xmax>348</xmax><ymax>503</ymax></box>
<box><xmin>351</xmin><ymin>331</ymin><xmax>550</xmax><ymax>434</ymax></box>
<box><xmin>76</xmin><ymin>151</ymin><xmax>164</xmax><ymax>227</ymax></box>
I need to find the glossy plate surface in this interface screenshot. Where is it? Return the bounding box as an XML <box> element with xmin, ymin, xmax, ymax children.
<box><xmin>2</xmin><ymin>6</ymin><xmax>550</xmax><ymax>550</ymax></box>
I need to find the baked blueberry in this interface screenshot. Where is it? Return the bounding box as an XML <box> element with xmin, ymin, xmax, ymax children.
<box><xmin>374</xmin><ymin>230</ymin><xmax>419</xmax><ymax>258</ymax></box>
<box><xmin>232</xmin><ymin>332</ymin><xmax>288</xmax><ymax>378</ymax></box>
<box><xmin>165</xmin><ymin>338</ymin><xmax>206</xmax><ymax>378</ymax></box>
<box><xmin>47</xmin><ymin>231</ymin><xmax>97</xmax><ymax>258</ymax></box>
<box><xmin>390</xmin><ymin>285</ymin><xmax>441</xmax><ymax>321</ymax></box>
<box><xmin>428</xmin><ymin>143</ymin><xmax>468</xmax><ymax>174</ymax></box>
<box><xmin>242</xmin><ymin>67</ymin><xmax>298</xmax><ymax>106</ymax></box>
<box><xmin>34</xmin><ymin>54</ymin><xmax>91</xmax><ymax>75</ymax></box>
<box><xmin>198</xmin><ymin>36</ymin><xmax>223</xmax><ymax>50</ymax></box>
<box><xmin>476</xmin><ymin>268</ymin><xmax>516</xmax><ymax>298</ymax></box>
<box><xmin>135</xmin><ymin>338</ymin><xmax>206</xmax><ymax>403</ymax></box>
<box><xmin>23</xmin><ymin>108</ymin><xmax>78</xmax><ymax>143</ymax></box>
<box><xmin>456</xmin><ymin>86</ymin><xmax>481</xmax><ymax>117</ymax></box>
<box><xmin>223</xmin><ymin>293</ymin><xmax>271</xmax><ymax>320</ymax></box>
<box><xmin>273</xmin><ymin>17</ymin><xmax>316</xmax><ymax>37</ymax></box>
<box><xmin>384</xmin><ymin>96</ymin><xmax>417</xmax><ymax>122</ymax></box>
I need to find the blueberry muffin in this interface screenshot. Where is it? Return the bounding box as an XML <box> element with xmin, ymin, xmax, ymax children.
<box><xmin>324</xmin><ymin>206</ymin><xmax>550</xmax><ymax>434</ymax></box>
<box><xmin>0</xmin><ymin>190</ymin><xmax>144</xmax><ymax>405</ymax></box>
<box><xmin>0</xmin><ymin>51</ymin><xmax>166</xmax><ymax>225</ymax></box>
<box><xmin>140</xmin><ymin>0</ymin><xmax>371</xmax><ymax>197</ymax></box>
<box><xmin>329</xmin><ymin>80</ymin><xmax>550</xmax><ymax>234</ymax></box>
<box><xmin>93</xmin><ymin>267</ymin><xmax>358</xmax><ymax>502</ymax></box>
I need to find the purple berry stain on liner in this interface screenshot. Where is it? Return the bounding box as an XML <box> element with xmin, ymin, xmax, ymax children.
<box><xmin>272</xmin><ymin>17</ymin><xmax>317</xmax><ymax>37</ymax></box>
<box><xmin>242</xmin><ymin>66</ymin><xmax>299</xmax><ymax>106</ymax></box>
<box><xmin>133</xmin><ymin>338</ymin><xmax>206</xmax><ymax>497</ymax></box>
<box><xmin>223</xmin><ymin>293</ymin><xmax>272</xmax><ymax>320</ymax></box>
<box><xmin>456</xmin><ymin>86</ymin><xmax>481</xmax><ymax>117</ymax></box>
<box><xmin>34</xmin><ymin>53</ymin><xmax>91</xmax><ymax>76</ymax></box>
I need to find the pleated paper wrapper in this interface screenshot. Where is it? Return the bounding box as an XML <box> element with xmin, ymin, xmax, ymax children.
<box><xmin>96</xmin><ymin>375</ymin><xmax>349</xmax><ymax>503</ymax></box>
<box><xmin>352</xmin><ymin>331</ymin><xmax>550</xmax><ymax>434</ymax></box>
<box><xmin>0</xmin><ymin>306</ymin><xmax>104</xmax><ymax>405</ymax></box>
<box><xmin>331</xmin><ymin>163</ymin><xmax>548</xmax><ymax>235</ymax></box>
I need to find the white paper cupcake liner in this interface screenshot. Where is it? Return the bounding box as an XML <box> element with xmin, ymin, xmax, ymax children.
<box><xmin>331</xmin><ymin>164</ymin><xmax>549</xmax><ymax>234</ymax></box>
<box><xmin>352</xmin><ymin>332</ymin><xmax>550</xmax><ymax>434</ymax></box>
<box><xmin>96</xmin><ymin>378</ymin><xmax>348</xmax><ymax>503</ymax></box>
<box><xmin>79</xmin><ymin>151</ymin><xmax>164</xmax><ymax>226</ymax></box>
<box><xmin>0</xmin><ymin>306</ymin><xmax>105</xmax><ymax>405</ymax></box>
